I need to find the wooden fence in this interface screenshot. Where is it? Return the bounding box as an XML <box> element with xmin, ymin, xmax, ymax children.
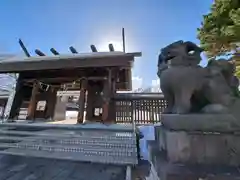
<box><xmin>114</xmin><ymin>93</ymin><xmax>167</xmax><ymax>124</ymax></box>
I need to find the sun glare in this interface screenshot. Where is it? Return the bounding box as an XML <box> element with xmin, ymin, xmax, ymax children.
<box><xmin>97</xmin><ymin>41</ymin><xmax>123</xmax><ymax>52</ymax></box>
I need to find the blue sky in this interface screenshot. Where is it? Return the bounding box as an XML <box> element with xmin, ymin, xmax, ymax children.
<box><xmin>0</xmin><ymin>0</ymin><xmax>213</xmax><ymax>89</ymax></box>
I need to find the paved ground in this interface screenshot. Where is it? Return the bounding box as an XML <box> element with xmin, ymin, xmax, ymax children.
<box><xmin>0</xmin><ymin>155</ymin><xmax>126</xmax><ymax>180</ymax></box>
<box><xmin>0</xmin><ymin>155</ymin><xmax>154</xmax><ymax>180</ymax></box>
<box><xmin>47</xmin><ymin>118</ymin><xmax>77</xmax><ymax>124</ymax></box>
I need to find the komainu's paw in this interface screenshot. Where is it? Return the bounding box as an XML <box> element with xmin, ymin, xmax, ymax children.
<box><xmin>201</xmin><ymin>104</ymin><xmax>229</xmax><ymax>114</ymax></box>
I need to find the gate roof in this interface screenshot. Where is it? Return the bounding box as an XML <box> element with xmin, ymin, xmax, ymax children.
<box><xmin>0</xmin><ymin>52</ymin><xmax>141</xmax><ymax>73</ymax></box>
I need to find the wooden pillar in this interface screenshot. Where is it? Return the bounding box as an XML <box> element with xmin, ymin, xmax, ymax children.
<box><xmin>86</xmin><ymin>83</ymin><xmax>95</xmax><ymax>121</ymax></box>
<box><xmin>102</xmin><ymin>79</ymin><xmax>110</xmax><ymax>123</ymax></box>
<box><xmin>45</xmin><ymin>87</ymin><xmax>57</xmax><ymax>119</ymax></box>
<box><xmin>110</xmin><ymin>70</ymin><xmax>117</xmax><ymax>120</ymax></box>
<box><xmin>26</xmin><ymin>81</ymin><xmax>39</xmax><ymax>120</ymax></box>
<box><xmin>77</xmin><ymin>78</ymin><xmax>87</xmax><ymax>123</ymax></box>
<box><xmin>9</xmin><ymin>79</ymin><xmax>24</xmax><ymax>120</ymax></box>
<box><xmin>102</xmin><ymin>69</ymin><xmax>116</xmax><ymax>123</ymax></box>
<box><xmin>0</xmin><ymin>98</ymin><xmax>7</xmax><ymax>119</ymax></box>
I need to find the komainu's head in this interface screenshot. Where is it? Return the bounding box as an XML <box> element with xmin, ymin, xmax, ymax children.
<box><xmin>158</xmin><ymin>40</ymin><xmax>203</xmax><ymax>67</ymax></box>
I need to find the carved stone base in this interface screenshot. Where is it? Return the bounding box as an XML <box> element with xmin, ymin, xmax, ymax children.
<box><xmin>147</xmin><ymin>140</ymin><xmax>240</xmax><ymax>180</ymax></box>
<box><xmin>163</xmin><ymin>130</ymin><xmax>240</xmax><ymax>165</ymax></box>
<box><xmin>161</xmin><ymin>114</ymin><xmax>240</xmax><ymax>132</ymax></box>
<box><xmin>157</xmin><ymin>114</ymin><xmax>240</xmax><ymax>166</ymax></box>
<box><xmin>155</xmin><ymin>119</ymin><xmax>240</xmax><ymax>166</ymax></box>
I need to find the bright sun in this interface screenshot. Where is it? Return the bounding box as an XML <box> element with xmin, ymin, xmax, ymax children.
<box><xmin>97</xmin><ymin>41</ymin><xmax>123</xmax><ymax>52</ymax></box>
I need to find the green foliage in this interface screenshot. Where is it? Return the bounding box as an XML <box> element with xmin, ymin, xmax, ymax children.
<box><xmin>198</xmin><ymin>0</ymin><xmax>240</xmax><ymax>57</ymax></box>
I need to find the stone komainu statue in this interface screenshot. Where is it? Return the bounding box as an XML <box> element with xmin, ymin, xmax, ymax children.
<box><xmin>157</xmin><ymin>40</ymin><xmax>240</xmax><ymax>115</ymax></box>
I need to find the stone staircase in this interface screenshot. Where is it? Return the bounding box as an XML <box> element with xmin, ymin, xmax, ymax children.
<box><xmin>0</xmin><ymin>123</ymin><xmax>138</xmax><ymax>166</ymax></box>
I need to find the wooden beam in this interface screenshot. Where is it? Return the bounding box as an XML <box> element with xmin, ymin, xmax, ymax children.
<box><xmin>108</xmin><ymin>44</ymin><xmax>114</xmax><ymax>52</ymax></box>
<box><xmin>20</xmin><ymin>68</ymin><xmax>108</xmax><ymax>79</ymax></box>
<box><xmin>23</xmin><ymin>76</ymin><xmax>107</xmax><ymax>83</ymax></box>
<box><xmin>35</xmin><ymin>49</ymin><xmax>46</xmax><ymax>56</ymax></box>
<box><xmin>50</xmin><ymin>48</ymin><xmax>60</xmax><ymax>55</ymax></box>
<box><xmin>18</xmin><ymin>39</ymin><xmax>31</xmax><ymax>57</ymax></box>
<box><xmin>69</xmin><ymin>46</ymin><xmax>78</xmax><ymax>54</ymax></box>
<box><xmin>90</xmin><ymin>45</ymin><xmax>98</xmax><ymax>52</ymax></box>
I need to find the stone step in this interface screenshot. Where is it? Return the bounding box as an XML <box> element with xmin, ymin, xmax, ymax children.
<box><xmin>0</xmin><ymin>140</ymin><xmax>138</xmax><ymax>165</ymax></box>
<box><xmin>0</xmin><ymin>142</ymin><xmax>137</xmax><ymax>155</ymax></box>
<box><xmin>0</xmin><ymin>129</ymin><xmax>136</xmax><ymax>141</ymax></box>
<box><xmin>0</xmin><ymin>123</ymin><xmax>139</xmax><ymax>165</ymax></box>
<box><xmin>0</xmin><ymin>148</ymin><xmax>137</xmax><ymax>165</ymax></box>
<box><xmin>0</xmin><ymin>122</ymin><xmax>135</xmax><ymax>132</ymax></box>
<box><xmin>0</xmin><ymin>135</ymin><xmax>136</xmax><ymax>148</ymax></box>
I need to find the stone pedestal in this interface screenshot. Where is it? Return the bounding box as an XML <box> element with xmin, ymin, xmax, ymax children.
<box><xmin>148</xmin><ymin>114</ymin><xmax>240</xmax><ymax>180</ymax></box>
<box><xmin>160</xmin><ymin>128</ymin><xmax>240</xmax><ymax>166</ymax></box>
<box><xmin>161</xmin><ymin>114</ymin><xmax>240</xmax><ymax>132</ymax></box>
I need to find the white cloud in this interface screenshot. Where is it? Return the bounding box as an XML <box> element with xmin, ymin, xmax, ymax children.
<box><xmin>151</xmin><ymin>78</ymin><xmax>161</xmax><ymax>92</ymax></box>
<box><xmin>151</xmin><ymin>79</ymin><xmax>160</xmax><ymax>87</ymax></box>
<box><xmin>132</xmin><ymin>76</ymin><xmax>143</xmax><ymax>90</ymax></box>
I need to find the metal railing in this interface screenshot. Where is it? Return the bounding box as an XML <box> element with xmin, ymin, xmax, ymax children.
<box><xmin>114</xmin><ymin>93</ymin><xmax>167</xmax><ymax>124</ymax></box>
